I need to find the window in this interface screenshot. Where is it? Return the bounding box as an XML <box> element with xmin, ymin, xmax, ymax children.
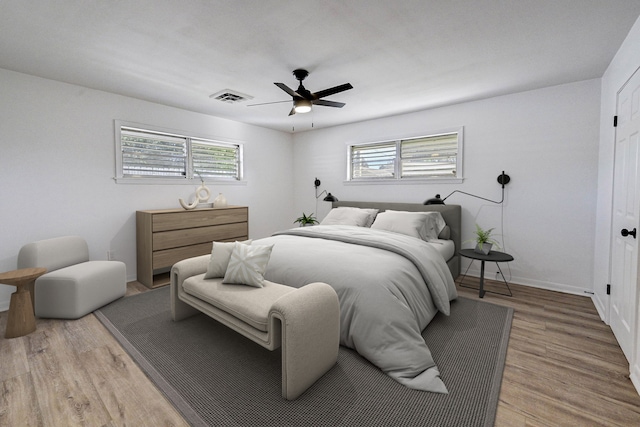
<box><xmin>115</xmin><ymin>121</ymin><xmax>243</xmax><ymax>183</ymax></box>
<box><xmin>348</xmin><ymin>128</ymin><xmax>462</xmax><ymax>182</ymax></box>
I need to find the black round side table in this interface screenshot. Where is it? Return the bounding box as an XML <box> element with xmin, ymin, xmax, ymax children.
<box><xmin>458</xmin><ymin>249</ymin><xmax>514</xmax><ymax>298</ymax></box>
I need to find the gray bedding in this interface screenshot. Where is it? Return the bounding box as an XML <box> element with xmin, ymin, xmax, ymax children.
<box><xmin>255</xmin><ymin>225</ymin><xmax>457</xmax><ymax>393</ymax></box>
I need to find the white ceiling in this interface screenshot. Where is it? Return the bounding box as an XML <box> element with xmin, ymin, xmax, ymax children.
<box><xmin>1</xmin><ymin>1</ymin><xmax>639</xmax><ymax>133</ymax></box>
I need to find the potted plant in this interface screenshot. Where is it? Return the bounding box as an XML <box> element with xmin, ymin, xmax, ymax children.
<box><xmin>470</xmin><ymin>223</ymin><xmax>501</xmax><ymax>255</ymax></box>
<box><xmin>294</xmin><ymin>212</ymin><xmax>319</xmax><ymax>227</ymax></box>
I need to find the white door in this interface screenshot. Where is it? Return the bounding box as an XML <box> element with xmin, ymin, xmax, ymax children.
<box><xmin>610</xmin><ymin>67</ymin><xmax>640</xmax><ymax>362</ymax></box>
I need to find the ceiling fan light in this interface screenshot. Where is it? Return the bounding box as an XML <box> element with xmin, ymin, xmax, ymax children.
<box><xmin>294</xmin><ymin>99</ymin><xmax>312</xmax><ymax>113</ymax></box>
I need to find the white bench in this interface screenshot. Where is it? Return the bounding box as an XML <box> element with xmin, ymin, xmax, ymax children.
<box><xmin>170</xmin><ymin>255</ymin><xmax>340</xmax><ymax>400</ymax></box>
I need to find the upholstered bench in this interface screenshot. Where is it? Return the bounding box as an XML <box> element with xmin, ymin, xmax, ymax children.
<box><xmin>17</xmin><ymin>236</ymin><xmax>126</xmax><ymax>319</ymax></box>
<box><xmin>170</xmin><ymin>254</ymin><xmax>340</xmax><ymax>400</ymax></box>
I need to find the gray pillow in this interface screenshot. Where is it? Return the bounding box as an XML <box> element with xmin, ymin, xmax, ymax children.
<box><xmin>204</xmin><ymin>240</ymin><xmax>251</xmax><ymax>279</ymax></box>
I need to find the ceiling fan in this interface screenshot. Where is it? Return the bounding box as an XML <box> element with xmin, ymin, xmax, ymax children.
<box><xmin>249</xmin><ymin>69</ymin><xmax>353</xmax><ymax>116</ymax></box>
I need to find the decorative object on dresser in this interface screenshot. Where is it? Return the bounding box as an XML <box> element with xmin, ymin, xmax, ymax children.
<box><xmin>178</xmin><ymin>178</ymin><xmax>212</xmax><ymax>210</ymax></box>
<box><xmin>213</xmin><ymin>192</ymin><xmax>227</xmax><ymax>207</ymax></box>
<box><xmin>136</xmin><ymin>206</ymin><xmax>248</xmax><ymax>288</ymax></box>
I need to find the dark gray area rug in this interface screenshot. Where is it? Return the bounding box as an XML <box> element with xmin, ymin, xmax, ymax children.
<box><xmin>96</xmin><ymin>287</ymin><xmax>513</xmax><ymax>427</ymax></box>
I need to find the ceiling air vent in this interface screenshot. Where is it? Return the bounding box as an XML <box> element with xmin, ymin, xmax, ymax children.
<box><xmin>209</xmin><ymin>89</ymin><xmax>253</xmax><ymax>104</ymax></box>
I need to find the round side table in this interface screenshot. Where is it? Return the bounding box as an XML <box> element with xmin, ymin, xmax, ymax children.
<box><xmin>0</xmin><ymin>267</ymin><xmax>47</xmax><ymax>338</ymax></box>
<box><xmin>459</xmin><ymin>249</ymin><xmax>514</xmax><ymax>298</ymax></box>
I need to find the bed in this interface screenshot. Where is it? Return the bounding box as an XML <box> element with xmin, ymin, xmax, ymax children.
<box><xmin>255</xmin><ymin>201</ymin><xmax>461</xmax><ymax>393</ymax></box>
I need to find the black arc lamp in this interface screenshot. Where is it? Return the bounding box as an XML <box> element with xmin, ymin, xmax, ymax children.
<box><xmin>314</xmin><ymin>178</ymin><xmax>338</xmax><ymax>202</ymax></box>
<box><xmin>424</xmin><ymin>171</ymin><xmax>510</xmax><ymax>205</ymax></box>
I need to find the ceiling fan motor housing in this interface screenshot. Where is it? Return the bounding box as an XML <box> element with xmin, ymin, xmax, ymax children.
<box><xmin>293</xmin><ymin>69</ymin><xmax>309</xmax><ymax>81</ymax></box>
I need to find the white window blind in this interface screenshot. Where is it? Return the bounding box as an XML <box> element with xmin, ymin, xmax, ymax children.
<box><xmin>400</xmin><ymin>133</ymin><xmax>458</xmax><ymax>178</ymax></box>
<box><xmin>351</xmin><ymin>142</ymin><xmax>396</xmax><ymax>179</ymax></box>
<box><xmin>348</xmin><ymin>128</ymin><xmax>462</xmax><ymax>182</ymax></box>
<box><xmin>191</xmin><ymin>138</ymin><xmax>240</xmax><ymax>179</ymax></box>
<box><xmin>121</xmin><ymin>128</ymin><xmax>187</xmax><ymax>177</ymax></box>
<box><xmin>116</xmin><ymin>122</ymin><xmax>243</xmax><ymax>182</ymax></box>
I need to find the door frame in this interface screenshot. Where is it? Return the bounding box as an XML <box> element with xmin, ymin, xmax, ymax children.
<box><xmin>609</xmin><ymin>65</ymin><xmax>640</xmax><ymax>367</ymax></box>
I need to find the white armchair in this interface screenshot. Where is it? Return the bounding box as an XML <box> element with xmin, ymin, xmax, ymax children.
<box><xmin>17</xmin><ymin>236</ymin><xmax>126</xmax><ymax>319</ymax></box>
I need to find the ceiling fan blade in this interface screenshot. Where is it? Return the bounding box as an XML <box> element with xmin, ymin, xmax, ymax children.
<box><xmin>313</xmin><ymin>99</ymin><xmax>346</xmax><ymax>108</ymax></box>
<box><xmin>247</xmin><ymin>100</ymin><xmax>291</xmax><ymax>107</ymax></box>
<box><xmin>312</xmin><ymin>83</ymin><xmax>353</xmax><ymax>99</ymax></box>
<box><xmin>288</xmin><ymin>107</ymin><xmax>296</xmax><ymax>116</ymax></box>
<box><xmin>275</xmin><ymin>83</ymin><xmax>301</xmax><ymax>98</ymax></box>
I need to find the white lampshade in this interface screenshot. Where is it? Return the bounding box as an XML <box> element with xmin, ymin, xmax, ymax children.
<box><xmin>294</xmin><ymin>99</ymin><xmax>312</xmax><ymax>113</ymax></box>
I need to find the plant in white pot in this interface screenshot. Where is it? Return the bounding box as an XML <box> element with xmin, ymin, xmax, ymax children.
<box><xmin>294</xmin><ymin>213</ymin><xmax>319</xmax><ymax>227</ymax></box>
<box><xmin>470</xmin><ymin>224</ymin><xmax>501</xmax><ymax>255</ymax></box>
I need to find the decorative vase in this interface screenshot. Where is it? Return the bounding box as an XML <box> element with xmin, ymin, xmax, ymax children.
<box><xmin>213</xmin><ymin>193</ymin><xmax>227</xmax><ymax>208</ymax></box>
<box><xmin>474</xmin><ymin>242</ymin><xmax>492</xmax><ymax>255</ymax></box>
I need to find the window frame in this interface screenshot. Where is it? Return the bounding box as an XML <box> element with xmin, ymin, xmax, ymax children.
<box><xmin>346</xmin><ymin>127</ymin><xmax>464</xmax><ymax>185</ymax></box>
<box><xmin>114</xmin><ymin>120</ymin><xmax>245</xmax><ymax>185</ymax></box>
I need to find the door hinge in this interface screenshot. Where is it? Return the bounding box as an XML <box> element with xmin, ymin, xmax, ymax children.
<box><xmin>607</xmin><ymin>284</ymin><xmax>611</xmax><ymax>295</ymax></box>
<box><xmin>614</xmin><ymin>116</ymin><xmax>618</xmax><ymax>127</ymax></box>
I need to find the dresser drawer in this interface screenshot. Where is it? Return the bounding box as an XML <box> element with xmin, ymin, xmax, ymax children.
<box><xmin>152</xmin><ymin>207</ymin><xmax>248</xmax><ymax>232</ymax></box>
<box><xmin>152</xmin><ymin>222</ymin><xmax>248</xmax><ymax>251</ymax></box>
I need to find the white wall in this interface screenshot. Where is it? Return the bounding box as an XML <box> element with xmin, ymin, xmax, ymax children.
<box><xmin>0</xmin><ymin>69</ymin><xmax>294</xmax><ymax>310</ymax></box>
<box><xmin>293</xmin><ymin>79</ymin><xmax>601</xmax><ymax>295</ymax></box>
<box><xmin>0</xmin><ymin>69</ymin><xmax>603</xmax><ymax>310</ymax></box>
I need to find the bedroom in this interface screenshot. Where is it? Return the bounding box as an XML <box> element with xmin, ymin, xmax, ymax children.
<box><xmin>1</xmin><ymin>1</ymin><xmax>640</xmax><ymax>425</ymax></box>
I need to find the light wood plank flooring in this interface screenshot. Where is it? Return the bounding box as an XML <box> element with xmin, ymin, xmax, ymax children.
<box><xmin>1</xmin><ymin>279</ymin><xmax>639</xmax><ymax>426</ymax></box>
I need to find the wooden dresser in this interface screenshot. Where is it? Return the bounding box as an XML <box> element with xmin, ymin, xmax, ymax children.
<box><xmin>136</xmin><ymin>206</ymin><xmax>248</xmax><ymax>288</ymax></box>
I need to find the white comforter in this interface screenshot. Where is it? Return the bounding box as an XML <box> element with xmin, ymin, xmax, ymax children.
<box><xmin>255</xmin><ymin>225</ymin><xmax>457</xmax><ymax>393</ymax></box>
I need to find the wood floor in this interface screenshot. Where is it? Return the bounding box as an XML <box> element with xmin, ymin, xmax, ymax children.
<box><xmin>1</xmin><ymin>279</ymin><xmax>639</xmax><ymax>426</ymax></box>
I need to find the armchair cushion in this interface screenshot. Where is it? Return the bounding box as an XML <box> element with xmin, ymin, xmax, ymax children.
<box><xmin>18</xmin><ymin>235</ymin><xmax>89</xmax><ymax>271</ymax></box>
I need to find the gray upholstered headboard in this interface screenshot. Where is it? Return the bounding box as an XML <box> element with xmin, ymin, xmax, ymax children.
<box><xmin>332</xmin><ymin>201</ymin><xmax>461</xmax><ymax>279</ymax></box>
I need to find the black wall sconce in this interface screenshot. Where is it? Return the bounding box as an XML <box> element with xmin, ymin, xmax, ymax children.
<box><xmin>314</xmin><ymin>178</ymin><xmax>338</xmax><ymax>202</ymax></box>
<box><xmin>424</xmin><ymin>171</ymin><xmax>510</xmax><ymax>205</ymax></box>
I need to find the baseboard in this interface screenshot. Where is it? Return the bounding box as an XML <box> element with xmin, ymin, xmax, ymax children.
<box><xmin>630</xmin><ymin>363</ymin><xmax>640</xmax><ymax>396</ymax></box>
<box><xmin>461</xmin><ymin>269</ymin><xmax>590</xmax><ymax>297</ymax></box>
<box><xmin>592</xmin><ymin>292</ymin><xmax>609</xmax><ymax>324</ymax></box>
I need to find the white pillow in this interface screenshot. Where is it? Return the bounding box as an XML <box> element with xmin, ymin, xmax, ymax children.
<box><xmin>371</xmin><ymin>211</ymin><xmax>431</xmax><ymax>240</ymax></box>
<box><xmin>222</xmin><ymin>243</ymin><xmax>274</xmax><ymax>288</ymax></box>
<box><xmin>370</xmin><ymin>210</ymin><xmax>447</xmax><ymax>241</ymax></box>
<box><xmin>320</xmin><ymin>207</ymin><xmax>379</xmax><ymax>227</ymax></box>
<box><xmin>204</xmin><ymin>240</ymin><xmax>251</xmax><ymax>279</ymax></box>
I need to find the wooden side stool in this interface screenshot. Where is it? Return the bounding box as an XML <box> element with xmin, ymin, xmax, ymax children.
<box><xmin>1</xmin><ymin>267</ymin><xmax>47</xmax><ymax>338</ymax></box>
